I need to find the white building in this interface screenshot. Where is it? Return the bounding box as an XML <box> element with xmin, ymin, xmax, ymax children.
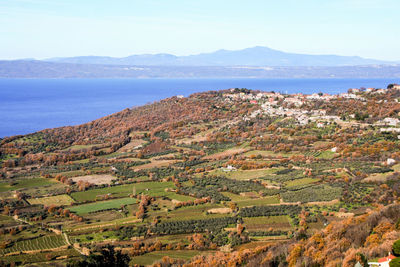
<box><xmin>368</xmin><ymin>253</ymin><xmax>396</xmax><ymax>267</ymax></box>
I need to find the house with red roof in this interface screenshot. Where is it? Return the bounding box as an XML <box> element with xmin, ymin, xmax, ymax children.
<box><xmin>368</xmin><ymin>253</ymin><xmax>396</xmax><ymax>267</ymax></box>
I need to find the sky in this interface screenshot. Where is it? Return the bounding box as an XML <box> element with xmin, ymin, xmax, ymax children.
<box><xmin>0</xmin><ymin>0</ymin><xmax>399</xmax><ymax>60</ymax></box>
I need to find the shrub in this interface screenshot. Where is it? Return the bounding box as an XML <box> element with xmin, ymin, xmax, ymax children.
<box><xmin>390</xmin><ymin>257</ymin><xmax>400</xmax><ymax>267</ymax></box>
<box><xmin>393</xmin><ymin>239</ymin><xmax>400</xmax><ymax>256</ymax></box>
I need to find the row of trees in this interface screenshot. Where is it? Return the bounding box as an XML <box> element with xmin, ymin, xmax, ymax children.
<box><xmin>151</xmin><ymin>217</ymin><xmax>238</xmax><ymax>235</ymax></box>
<box><xmin>239</xmin><ymin>205</ymin><xmax>301</xmax><ymax>218</ymax></box>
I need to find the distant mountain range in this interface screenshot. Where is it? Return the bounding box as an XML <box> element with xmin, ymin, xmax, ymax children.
<box><xmin>46</xmin><ymin>46</ymin><xmax>395</xmax><ymax>67</ymax></box>
<box><xmin>1</xmin><ymin>60</ymin><xmax>400</xmax><ymax>78</ymax></box>
<box><xmin>1</xmin><ymin>47</ymin><xmax>399</xmax><ymax>78</ymax></box>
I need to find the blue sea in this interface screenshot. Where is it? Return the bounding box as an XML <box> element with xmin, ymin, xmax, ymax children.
<box><xmin>1</xmin><ymin>78</ymin><xmax>399</xmax><ymax>138</ymax></box>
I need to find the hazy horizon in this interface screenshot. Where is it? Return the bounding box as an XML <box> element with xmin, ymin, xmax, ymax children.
<box><xmin>8</xmin><ymin>46</ymin><xmax>398</xmax><ymax>62</ymax></box>
<box><xmin>1</xmin><ymin>0</ymin><xmax>399</xmax><ymax>61</ymax></box>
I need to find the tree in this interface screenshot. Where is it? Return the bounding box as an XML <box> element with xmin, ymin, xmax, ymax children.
<box><xmin>237</xmin><ymin>223</ymin><xmax>244</xmax><ymax>235</ymax></box>
<box><xmin>390</xmin><ymin>258</ymin><xmax>400</xmax><ymax>267</ymax></box>
<box><xmin>355</xmin><ymin>253</ymin><xmax>368</xmax><ymax>267</ymax></box>
<box><xmin>67</xmin><ymin>245</ymin><xmax>129</xmax><ymax>267</ymax></box>
<box><xmin>393</xmin><ymin>239</ymin><xmax>400</xmax><ymax>256</ymax></box>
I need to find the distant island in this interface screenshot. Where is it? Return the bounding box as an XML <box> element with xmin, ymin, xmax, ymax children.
<box><xmin>45</xmin><ymin>46</ymin><xmax>394</xmax><ymax>66</ymax></box>
<box><xmin>1</xmin><ymin>60</ymin><xmax>400</xmax><ymax>79</ymax></box>
<box><xmin>1</xmin><ymin>46</ymin><xmax>400</xmax><ymax>78</ymax></box>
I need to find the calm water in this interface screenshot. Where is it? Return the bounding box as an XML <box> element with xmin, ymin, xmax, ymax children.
<box><xmin>1</xmin><ymin>78</ymin><xmax>399</xmax><ymax>137</ymax></box>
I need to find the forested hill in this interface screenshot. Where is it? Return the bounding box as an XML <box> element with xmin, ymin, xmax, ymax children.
<box><xmin>3</xmin><ymin>87</ymin><xmax>400</xmax><ymax>165</ymax></box>
<box><xmin>3</xmin><ymin>87</ymin><xmax>400</xmax><ymax>266</ymax></box>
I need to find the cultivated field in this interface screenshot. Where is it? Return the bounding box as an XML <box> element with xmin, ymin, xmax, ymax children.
<box><xmin>69</xmin><ymin>197</ymin><xmax>138</xmax><ymax>215</ymax></box>
<box><xmin>28</xmin><ymin>194</ymin><xmax>75</xmax><ymax>206</ymax></box>
<box><xmin>162</xmin><ymin>204</ymin><xmax>228</xmax><ymax>221</ymax></box>
<box><xmin>132</xmin><ymin>160</ymin><xmax>177</xmax><ymax>171</ymax></box>
<box><xmin>71</xmin><ymin>181</ymin><xmax>174</xmax><ymax>202</ymax></box>
<box><xmin>1</xmin><ymin>249</ymin><xmax>80</xmax><ymax>264</ymax></box>
<box><xmin>243</xmin><ymin>216</ymin><xmax>292</xmax><ymax>231</ymax></box>
<box><xmin>222</xmin><ymin>192</ymin><xmax>280</xmax><ymax>207</ymax></box>
<box><xmin>203</xmin><ymin>147</ymin><xmax>246</xmax><ymax>160</ymax></box>
<box><xmin>118</xmin><ymin>139</ymin><xmax>146</xmax><ymax>152</ymax></box>
<box><xmin>2</xmin><ymin>88</ymin><xmax>399</xmax><ymax>266</ymax></box>
<box><xmin>0</xmin><ymin>178</ymin><xmax>56</xmax><ymax>193</ymax></box>
<box><xmin>0</xmin><ymin>235</ymin><xmax>67</xmax><ymax>255</ymax></box>
<box><xmin>285</xmin><ymin>177</ymin><xmax>320</xmax><ymax>187</ymax></box>
<box><xmin>130</xmin><ymin>250</ymin><xmax>212</xmax><ymax>266</ymax></box>
<box><xmin>210</xmin><ymin>168</ymin><xmax>281</xmax><ymax>180</ymax></box>
<box><xmin>71</xmin><ymin>174</ymin><xmax>117</xmax><ymax>185</ymax></box>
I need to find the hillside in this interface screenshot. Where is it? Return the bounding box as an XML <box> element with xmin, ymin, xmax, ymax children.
<box><xmin>2</xmin><ymin>86</ymin><xmax>400</xmax><ymax>266</ymax></box>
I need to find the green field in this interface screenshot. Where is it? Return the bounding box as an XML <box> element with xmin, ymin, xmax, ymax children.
<box><xmin>234</xmin><ymin>196</ymin><xmax>280</xmax><ymax>208</ymax></box>
<box><xmin>159</xmin><ymin>203</ymin><xmax>227</xmax><ymax>221</ymax></box>
<box><xmin>56</xmin><ymin>170</ymin><xmax>87</xmax><ymax>178</ymax></box>
<box><xmin>222</xmin><ymin>192</ymin><xmax>280</xmax><ymax>207</ymax></box>
<box><xmin>163</xmin><ymin>192</ymin><xmax>196</xmax><ymax>202</ymax></box>
<box><xmin>2</xmin><ymin>249</ymin><xmax>80</xmax><ymax>264</ymax></box>
<box><xmin>28</xmin><ymin>194</ymin><xmax>75</xmax><ymax>206</ymax></box>
<box><xmin>244</xmin><ymin>215</ymin><xmax>290</xmax><ymax>224</ymax></box>
<box><xmin>222</xmin><ymin>192</ymin><xmax>253</xmax><ymax>201</ymax></box>
<box><xmin>69</xmin><ymin>230</ymin><xmax>119</xmax><ymax>244</ymax></box>
<box><xmin>243</xmin><ymin>216</ymin><xmax>292</xmax><ymax>231</ymax></box>
<box><xmin>285</xmin><ymin>178</ymin><xmax>320</xmax><ymax>187</ymax></box>
<box><xmin>0</xmin><ymin>235</ymin><xmax>67</xmax><ymax>255</ymax></box>
<box><xmin>281</xmin><ymin>185</ymin><xmax>342</xmax><ymax>203</ymax></box>
<box><xmin>131</xmin><ymin>250</ymin><xmax>211</xmax><ymax>266</ymax></box>
<box><xmin>69</xmin><ymin>197</ymin><xmax>138</xmax><ymax>215</ymax></box>
<box><xmin>209</xmin><ymin>168</ymin><xmax>281</xmax><ymax>180</ymax></box>
<box><xmin>62</xmin><ymin>144</ymin><xmax>99</xmax><ymax>151</ymax></box>
<box><xmin>145</xmin><ymin>234</ymin><xmax>191</xmax><ymax>246</ymax></box>
<box><xmin>0</xmin><ymin>214</ymin><xmax>15</xmax><ymax>228</ymax></box>
<box><xmin>71</xmin><ymin>181</ymin><xmax>174</xmax><ymax>202</ymax></box>
<box><xmin>317</xmin><ymin>150</ymin><xmax>335</xmax><ymax>159</ymax></box>
<box><xmin>66</xmin><ymin>216</ymin><xmax>141</xmax><ymax>232</ymax></box>
<box><xmin>243</xmin><ymin>150</ymin><xmax>296</xmax><ymax>158</ymax></box>
<box><xmin>84</xmin><ymin>210</ymin><xmax>125</xmax><ymax>222</ymax></box>
<box><xmin>0</xmin><ymin>214</ymin><xmax>13</xmax><ymax>222</ymax></box>
<box><xmin>0</xmin><ymin>178</ymin><xmax>56</xmax><ymax>193</ymax></box>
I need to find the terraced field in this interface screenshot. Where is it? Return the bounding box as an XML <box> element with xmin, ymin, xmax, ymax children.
<box><xmin>243</xmin><ymin>215</ymin><xmax>293</xmax><ymax>231</ymax></box>
<box><xmin>71</xmin><ymin>181</ymin><xmax>174</xmax><ymax>202</ymax></box>
<box><xmin>285</xmin><ymin>177</ymin><xmax>320</xmax><ymax>187</ymax></box>
<box><xmin>222</xmin><ymin>192</ymin><xmax>280</xmax><ymax>207</ymax></box>
<box><xmin>210</xmin><ymin>168</ymin><xmax>281</xmax><ymax>180</ymax></box>
<box><xmin>2</xmin><ymin>88</ymin><xmax>399</xmax><ymax>266</ymax></box>
<box><xmin>2</xmin><ymin>249</ymin><xmax>80</xmax><ymax>264</ymax></box>
<box><xmin>160</xmin><ymin>203</ymin><xmax>228</xmax><ymax>221</ymax></box>
<box><xmin>0</xmin><ymin>178</ymin><xmax>56</xmax><ymax>193</ymax></box>
<box><xmin>0</xmin><ymin>235</ymin><xmax>67</xmax><ymax>255</ymax></box>
<box><xmin>131</xmin><ymin>250</ymin><xmax>212</xmax><ymax>266</ymax></box>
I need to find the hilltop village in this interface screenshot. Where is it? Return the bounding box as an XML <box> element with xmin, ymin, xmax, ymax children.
<box><xmin>2</xmin><ymin>84</ymin><xmax>400</xmax><ymax>266</ymax></box>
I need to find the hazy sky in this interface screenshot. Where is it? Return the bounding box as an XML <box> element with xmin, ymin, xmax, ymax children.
<box><xmin>1</xmin><ymin>0</ymin><xmax>399</xmax><ymax>60</ymax></box>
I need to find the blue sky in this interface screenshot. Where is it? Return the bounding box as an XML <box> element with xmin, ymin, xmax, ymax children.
<box><xmin>0</xmin><ymin>0</ymin><xmax>399</xmax><ymax>60</ymax></box>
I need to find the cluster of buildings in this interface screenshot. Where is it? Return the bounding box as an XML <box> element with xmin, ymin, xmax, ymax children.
<box><xmin>224</xmin><ymin>89</ymin><xmax>366</xmax><ymax>107</ymax></box>
<box><xmin>377</xmin><ymin>117</ymin><xmax>400</xmax><ymax>127</ymax></box>
<box><xmin>224</xmin><ymin>91</ymin><xmax>275</xmax><ymax>101</ymax></box>
<box><xmin>223</xmin><ymin>86</ymin><xmax>400</xmax><ymax>130</ymax></box>
<box><xmin>224</xmin><ymin>84</ymin><xmax>400</xmax><ymax>106</ymax></box>
<box><xmin>367</xmin><ymin>253</ymin><xmax>396</xmax><ymax>267</ymax></box>
<box><xmin>260</xmin><ymin>101</ymin><xmax>328</xmax><ymax>125</ymax></box>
